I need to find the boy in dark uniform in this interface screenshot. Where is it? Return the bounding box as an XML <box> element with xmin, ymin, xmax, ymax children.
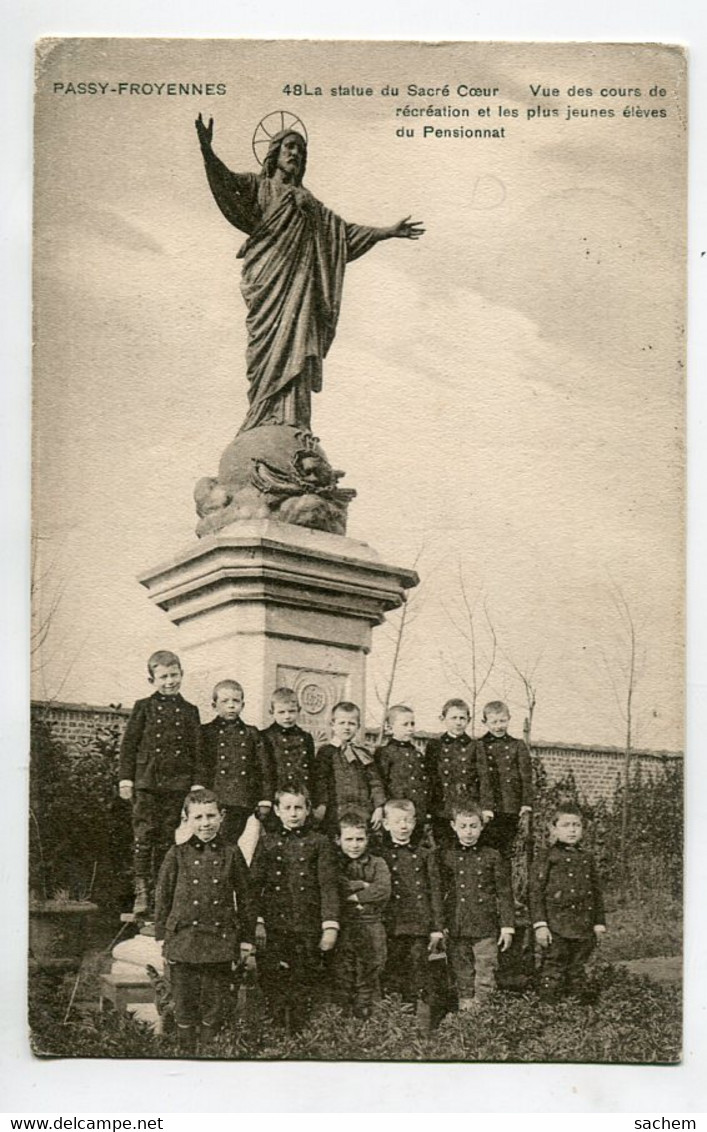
<box><xmin>312</xmin><ymin>701</ymin><xmax>386</xmax><ymax>836</ymax></box>
<box><xmin>154</xmin><ymin>789</ymin><xmax>255</xmax><ymax>1055</ymax></box>
<box><xmin>478</xmin><ymin>700</ymin><xmax>533</xmax><ymax>860</ymax></box>
<box><xmin>332</xmin><ymin>812</ymin><xmax>391</xmax><ymax>1016</ymax></box>
<box><xmin>260</xmin><ymin>687</ymin><xmax>316</xmax><ymax>801</ymax></box>
<box><xmin>376</xmin><ymin>705</ymin><xmax>434</xmax><ymax>839</ymax></box>
<box><xmin>249</xmin><ymin>783</ymin><xmax>340</xmax><ymax>1028</ymax></box>
<box><xmin>196</xmin><ymin>679</ymin><xmax>273</xmax><ymax>844</ymax></box>
<box><xmin>119</xmin><ymin>650</ymin><xmax>202</xmax><ymax>917</ymax></box>
<box><xmin>530</xmin><ymin>805</ymin><xmax>606</xmax><ymax>1003</ymax></box>
<box><xmin>378</xmin><ymin>799</ymin><xmax>445</xmax><ymax>1032</ymax></box>
<box><xmin>427</xmin><ymin>698</ymin><xmax>494</xmax><ymax>846</ymax></box>
<box><xmin>439</xmin><ymin>803</ymin><xmax>515</xmax><ymax>1009</ymax></box>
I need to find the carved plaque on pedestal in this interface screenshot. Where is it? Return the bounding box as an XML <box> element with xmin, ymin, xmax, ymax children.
<box><xmin>276</xmin><ymin>665</ymin><xmax>350</xmax><ymax>744</ymax></box>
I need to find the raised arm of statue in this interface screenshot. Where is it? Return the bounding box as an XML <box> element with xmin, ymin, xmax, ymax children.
<box><xmin>195</xmin><ymin>114</ymin><xmax>260</xmax><ymax>236</ymax></box>
<box><xmin>195</xmin><ymin>112</ymin><xmax>214</xmax><ymax>151</ymax></box>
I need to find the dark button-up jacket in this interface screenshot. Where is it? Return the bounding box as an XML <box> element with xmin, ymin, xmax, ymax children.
<box><xmin>313</xmin><ymin>743</ymin><xmax>386</xmax><ymax>830</ymax></box>
<box><xmin>529</xmin><ymin>842</ymin><xmax>605</xmax><ymax>939</ymax></box>
<box><xmin>439</xmin><ymin>841</ymin><xmax>514</xmax><ymax>939</ymax></box>
<box><xmin>337</xmin><ymin>851</ymin><xmax>391</xmax><ymax>925</ymax></box>
<box><xmin>378</xmin><ymin>835</ymin><xmax>444</xmax><ymax>937</ymax></box>
<box><xmin>375</xmin><ymin>740</ymin><xmax>434</xmax><ymax>822</ymax></box>
<box><xmin>250</xmin><ymin>823</ymin><xmax>340</xmax><ymax>935</ymax></box>
<box><xmin>119</xmin><ymin>692</ymin><xmax>201</xmax><ymax>793</ymax></box>
<box><xmin>480</xmin><ymin>732</ymin><xmax>534</xmax><ymax>814</ymax></box>
<box><xmin>427</xmin><ymin>733</ymin><xmax>494</xmax><ymax>817</ymax></box>
<box><xmin>260</xmin><ymin>723</ymin><xmax>315</xmax><ymax>797</ymax></box>
<box><xmin>155</xmin><ymin>835</ymin><xmax>255</xmax><ymax>963</ymax></box>
<box><xmin>197</xmin><ymin>717</ymin><xmax>272</xmax><ymax>809</ymax></box>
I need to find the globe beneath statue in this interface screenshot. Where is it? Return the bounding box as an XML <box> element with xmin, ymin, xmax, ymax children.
<box><xmin>194</xmin><ymin>423</ymin><xmax>356</xmax><ymax>538</ymax></box>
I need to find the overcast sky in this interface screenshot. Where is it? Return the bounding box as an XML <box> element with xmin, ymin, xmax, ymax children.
<box><xmin>32</xmin><ymin>39</ymin><xmax>685</xmax><ymax>749</ymax></box>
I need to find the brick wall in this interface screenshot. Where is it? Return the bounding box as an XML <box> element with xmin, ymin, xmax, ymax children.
<box><xmin>529</xmin><ymin>742</ymin><xmax>681</xmax><ymax>804</ymax></box>
<box><xmin>31</xmin><ymin>701</ymin><xmax>682</xmax><ymax>803</ymax></box>
<box><xmin>31</xmin><ymin>700</ymin><xmax>131</xmax><ymax>752</ymax></box>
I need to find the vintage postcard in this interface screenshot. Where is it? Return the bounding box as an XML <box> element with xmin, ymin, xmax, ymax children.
<box><xmin>30</xmin><ymin>39</ymin><xmax>685</xmax><ymax>1064</ymax></box>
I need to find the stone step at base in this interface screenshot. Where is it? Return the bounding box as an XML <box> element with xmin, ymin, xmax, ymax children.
<box><xmin>99</xmin><ymin>972</ymin><xmax>155</xmax><ymax>1013</ymax></box>
<box><xmin>119</xmin><ymin>913</ymin><xmax>157</xmax><ymax>937</ymax></box>
<box><xmin>110</xmin><ymin>960</ymin><xmax>154</xmax><ymax>980</ymax></box>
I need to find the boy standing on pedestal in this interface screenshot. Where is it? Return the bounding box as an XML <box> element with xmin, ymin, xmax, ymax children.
<box><xmin>119</xmin><ymin>650</ymin><xmax>202</xmax><ymax>918</ymax></box>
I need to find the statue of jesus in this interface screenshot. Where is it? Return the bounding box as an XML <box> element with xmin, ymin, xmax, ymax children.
<box><xmin>196</xmin><ymin>115</ymin><xmax>424</xmax><ymax>433</ymax></box>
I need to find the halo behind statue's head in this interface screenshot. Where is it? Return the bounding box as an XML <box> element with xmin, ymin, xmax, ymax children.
<box><xmin>252</xmin><ymin>111</ymin><xmax>308</xmax><ymax>182</ymax></box>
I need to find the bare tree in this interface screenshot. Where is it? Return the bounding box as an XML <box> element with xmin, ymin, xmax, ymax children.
<box><xmin>375</xmin><ymin>599</ymin><xmax>413</xmax><ymax>745</ymax></box>
<box><xmin>31</xmin><ymin>531</ymin><xmax>85</xmax><ymax>703</ymax></box>
<box><xmin>596</xmin><ymin>578</ymin><xmax>644</xmax><ymax>897</ymax></box>
<box><xmin>371</xmin><ymin>542</ymin><xmax>428</xmax><ymax>744</ymax></box>
<box><xmin>31</xmin><ymin>532</ymin><xmax>67</xmax><ymax>668</ymax></box>
<box><xmin>500</xmin><ymin>646</ymin><xmax>544</xmax><ymax>747</ymax></box>
<box><xmin>439</xmin><ymin>561</ymin><xmax>497</xmax><ymax>736</ymax></box>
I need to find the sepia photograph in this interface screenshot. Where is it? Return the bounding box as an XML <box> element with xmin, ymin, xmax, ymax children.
<box><xmin>29</xmin><ymin>37</ymin><xmax>685</xmax><ymax>1067</ymax></box>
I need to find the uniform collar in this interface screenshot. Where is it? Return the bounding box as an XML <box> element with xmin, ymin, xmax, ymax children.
<box><xmin>190</xmin><ymin>834</ymin><xmax>223</xmax><ymax>851</ymax></box>
<box><xmin>482</xmin><ymin>731</ymin><xmax>510</xmax><ymax>743</ymax></box>
<box><xmin>383</xmin><ymin>828</ymin><xmax>425</xmax><ymax>850</ymax></box>
<box><xmin>216</xmin><ymin>716</ymin><xmax>245</xmax><ymax>728</ymax></box>
<box><xmin>340</xmin><ymin>850</ymin><xmax>371</xmax><ymax>866</ymax></box>
<box><xmin>273</xmin><ymin>722</ymin><xmax>300</xmax><ymax>735</ymax></box>
<box><xmin>277</xmin><ymin>822</ymin><xmax>308</xmax><ymax>838</ymax></box>
<box><xmin>388</xmin><ymin>738</ymin><xmax>416</xmax><ymax>750</ymax></box>
<box><xmin>387</xmin><ymin>835</ymin><xmax>415</xmax><ymax>850</ymax></box>
<box><xmin>455</xmin><ymin>840</ymin><xmax>481</xmax><ymax>852</ymax></box>
<box><xmin>153</xmin><ymin>691</ymin><xmax>183</xmax><ymax>705</ymax></box>
<box><xmin>442</xmin><ymin>731</ymin><xmax>471</xmax><ymax>745</ymax></box>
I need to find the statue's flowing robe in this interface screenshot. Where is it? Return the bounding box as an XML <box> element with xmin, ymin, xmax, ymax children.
<box><xmin>201</xmin><ymin>147</ymin><xmax>381</xmax><ymax>431</ymax></box>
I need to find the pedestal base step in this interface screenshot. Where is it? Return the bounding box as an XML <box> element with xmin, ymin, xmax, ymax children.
<box><xmin>119</xmin><ymin>912</ymin><xmax>156</xmax><ymax>937</ymax></box>
<box><xmin>100</xmin><ymin>972</ymin><xmax>155</xmax><ymax>1013</ymax></box>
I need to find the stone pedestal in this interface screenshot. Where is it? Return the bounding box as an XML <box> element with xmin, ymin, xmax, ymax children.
<box><xmin>138</xmin><ymin>520</ymin><xmax>418</xmax><ymax>739</ymax></box>
<box><xmin>101</xmin><ymin>934</ymin><xmax>164</xmax><ymax>1032</ymax></box>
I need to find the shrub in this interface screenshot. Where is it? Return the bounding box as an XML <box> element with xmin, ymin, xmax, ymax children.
<box><xmin>29</xmin><ymin>715</ymin><xmax>133</xmax><ymax>908</ymax></box>
<box><xmin>512</xmin><ymin>754</ymin><xmax>683</xmax><ymax>914</ymax></box>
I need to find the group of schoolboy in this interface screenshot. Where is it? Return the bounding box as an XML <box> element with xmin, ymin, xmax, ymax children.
<box><xmin>119</xmin><ymin>649</ymin><xmax>606</xmax><ymax>1054</ymax></box>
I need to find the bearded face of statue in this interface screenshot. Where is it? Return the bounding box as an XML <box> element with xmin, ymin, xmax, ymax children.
<box><xmin>276</xmin><ymin>134</ymin><xmax>305</xmax><ymax>179</ymax></box>
<box><xmin>261</xmin><ymin>130</ymin><xmax>307</xmax><ymax>184</ymax></box>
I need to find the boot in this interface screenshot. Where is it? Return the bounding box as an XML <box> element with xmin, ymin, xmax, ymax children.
<box><xmin>132</xmin><ymin>878</ymin><xmax>150</xmax><ymax>916</ymax></box>
<box><xmin>415</xmin><ymin>999</ymin><xmax>431</xmax><ymax>1035</ymax></box>
<box><xmin>133</xmin><ymin>838</ymin><xmax>154</xmax><ymax>916</ymax></box>
<box><xmin>176</xmin><ymin>1024</ymin><xmax>197</xmax><ymax>1056</ymax></box>
<box><xmin>198</xmin><ymin>1022</ymin><xmax>218</xmax><ymax>1056</ymax></box>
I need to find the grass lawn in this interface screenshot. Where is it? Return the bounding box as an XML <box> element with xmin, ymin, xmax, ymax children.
<box><xmin>30</xmin><ymin>959</ymin><xmax>680</xmax><ymax>1064</ymax></box>
<box><xmin>601</xmin><ymin>893</ymin><xmax>682</xmax><ymax>963</ymax></box>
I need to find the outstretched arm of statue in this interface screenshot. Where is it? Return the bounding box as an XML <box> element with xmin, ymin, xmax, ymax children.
<box><xmin>381</xmin><ymin>216</ymin><xmax>426</xmax><ymax>240</ymax></box>
<box><xmin>345</xmin><ymin>215</ymin><xmax>425</xmax><ymax>263</ymax></box>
